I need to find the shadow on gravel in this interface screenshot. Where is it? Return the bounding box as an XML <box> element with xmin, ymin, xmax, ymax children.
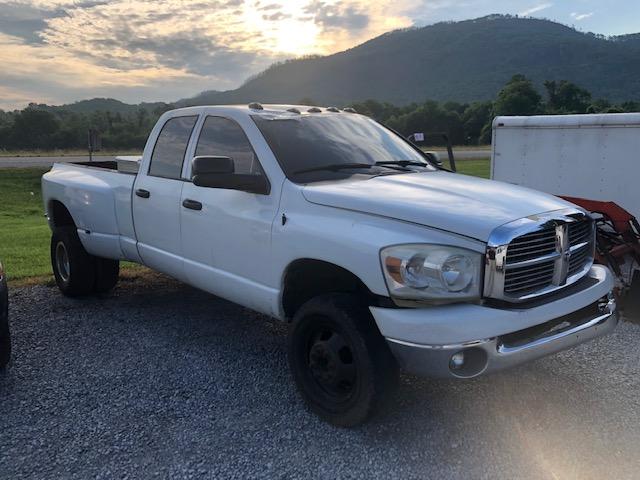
<box><xmin>1</xmin><ymin>271</ymin><xmax>639</xmax><ymax>479</ymax></box>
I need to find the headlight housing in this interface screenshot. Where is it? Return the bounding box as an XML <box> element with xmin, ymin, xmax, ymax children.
<box><xmin>380</xmin><ymin>244</ymin><xmax>482</xmax><ymax>304</ymax></box>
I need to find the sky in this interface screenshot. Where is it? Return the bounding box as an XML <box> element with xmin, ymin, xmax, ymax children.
<box><xmin>0</xmin><ymin>0</ymin><xmax>638</xmax><ymax>110</ymax></box>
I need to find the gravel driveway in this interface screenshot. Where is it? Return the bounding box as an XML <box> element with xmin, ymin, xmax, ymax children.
<box><xmin>1</xmin><ymin>272</ymin><xmax>639</xmax><ymax>479</ymax></box>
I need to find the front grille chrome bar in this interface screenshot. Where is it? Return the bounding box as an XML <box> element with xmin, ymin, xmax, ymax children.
<box><xmin>484</xmin><ymin>208</ymin><xmax>595</xmax><ymax>303</ymax></box>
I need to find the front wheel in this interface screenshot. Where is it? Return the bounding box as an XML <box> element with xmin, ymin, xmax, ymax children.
<box><xmin>288</xmin><ymin>294</ymin><xmax>399</xmax><ymax>427</ymax></box>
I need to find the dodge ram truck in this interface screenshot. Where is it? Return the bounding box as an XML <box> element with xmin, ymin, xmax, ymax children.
<box><xmin>42</xmin><ymin>104</ymin><xmax>618</xmax><ymax>426</ymax></box>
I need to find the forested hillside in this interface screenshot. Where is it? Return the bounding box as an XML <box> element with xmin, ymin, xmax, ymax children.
<box><xmin>181</xmin><ymin>15</ymin><xmax>640</xmax><ymax>106</ymax></box>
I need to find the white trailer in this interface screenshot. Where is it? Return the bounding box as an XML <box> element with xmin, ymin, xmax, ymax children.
<box><xmin>491</xmin><ymin>113</ymin><xmax>640</xmax><ymax>220</ymax></box>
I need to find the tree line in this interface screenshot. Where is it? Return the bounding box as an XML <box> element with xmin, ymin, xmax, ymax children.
<box><xmin>349</xmin><ymin>75</ymin><xmax>640</xmax><ymax>145</ymax></box>
<box><xmin>0</xmin><ymin>74</ymin><xmax>638</xmax><ymax>152</ymax></box>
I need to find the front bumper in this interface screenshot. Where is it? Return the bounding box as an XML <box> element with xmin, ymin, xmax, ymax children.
<box><xmin>370</xmin><ymin>264</ymin><xmax>618</xmax><ymax>378</ymax></box>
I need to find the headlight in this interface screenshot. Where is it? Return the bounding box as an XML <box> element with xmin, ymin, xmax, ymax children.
<box><xmin>380</xmin><ymin>244</ymin><xmax>482</xmax><ymax>303</ymax></box>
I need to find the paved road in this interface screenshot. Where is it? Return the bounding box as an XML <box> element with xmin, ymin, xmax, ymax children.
<box><xmin>0</xmin><ymin>155</ymin><xmax>116</xmax><ymax>168</ymax></box>
<box><xmin>0</xmin><ymin>149</ymin><xmax>492</xmax><ymax>169</ymax></box>
<box><xmin>1</xmin><ymin>272</ymin><xmax>638</xmax><ymax>479</ymax></box>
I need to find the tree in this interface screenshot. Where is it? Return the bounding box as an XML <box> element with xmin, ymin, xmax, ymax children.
<box><xmin>10</xmin><ymin>108</ymin><xmax>59</xmax><ymax>149</ymax></box>
<box><xmin>544</xmin><ymin>80</ymin><xmax>592</xmax><ymax>113</ymax></box>
<box><xmin>461</xmin><ymin>101</ymin><xmax>493</xmax><ymax>144</ymax></box>
<box><xmin>493</xmin><ymin>74</ymin><xmax>542</xmax><ymax>116</ymax></box>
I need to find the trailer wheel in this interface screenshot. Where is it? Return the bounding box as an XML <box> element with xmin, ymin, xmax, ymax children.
<box><xmin>288</xmin><ymin>293</ymin><xmax>399</xmax><ymax>427</ymax></box>
<box><xmin>51</xmin><ymin>227</ymin><xmax>97</xmax><ymax>296</ymax></box>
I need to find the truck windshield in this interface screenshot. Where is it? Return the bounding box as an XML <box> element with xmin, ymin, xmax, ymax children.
<box><xmin>252</xmin><ymin>114</ymin><xmax>434</xmax><ymax>183</ymax></box>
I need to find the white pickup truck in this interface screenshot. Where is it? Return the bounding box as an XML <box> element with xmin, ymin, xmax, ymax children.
<box><xmin>42</xmin><ymin>104</ymin><xmax>617</xmax><ymax>426</ymax></box>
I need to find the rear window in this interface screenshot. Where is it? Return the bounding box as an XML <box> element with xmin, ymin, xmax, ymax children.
<box><xmin>148</xmin><ymin>116</ymin><xmax>198</xmax><ymax>179</ymax></box>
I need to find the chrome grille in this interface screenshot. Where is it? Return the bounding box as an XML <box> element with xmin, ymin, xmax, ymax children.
<box><xmin>504</xmin><ymin>258</ymin><xmax>555</xmax><ymax>295</ymax></box>
<box><xmin>505</xmin><ymin>228</ymin><xmax>557</xmax><ymax>265</ymax></box>
<box><xmin>485</xmin><ymin>209</ymin><xmax>595</xmax><ymax>302</ymax></box>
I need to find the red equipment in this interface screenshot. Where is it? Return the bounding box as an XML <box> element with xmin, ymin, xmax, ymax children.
<box><xmin>560</xmin><ymin>196</ymin><xmax>640</xmax><ymax>293</ymax></box>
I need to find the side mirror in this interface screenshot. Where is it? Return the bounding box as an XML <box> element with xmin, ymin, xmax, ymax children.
<box><xmin>423</xmin><ymin>151</ymin><xmax>444</xmax><ymax>168</ymax></box>
<box><xmin>192</xmin><ymin>155</ymin><xmax>235</xmax><ymax>175</ymax></box>
<box><xmin>191</xmin><ymin>156</ymin><xmax>270</xmax><ymax>195</ymax></box>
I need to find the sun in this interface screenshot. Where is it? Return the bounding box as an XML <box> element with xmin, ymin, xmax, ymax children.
<box><xmin>242</xmin><ymin>2</ymin><xmax>326</xmax><ymax>56</ymax></box>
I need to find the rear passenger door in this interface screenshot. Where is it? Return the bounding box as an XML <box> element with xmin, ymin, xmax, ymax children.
<box><xmin>133</xmin><ymin>115</ymin><xmax>198</xmax><ymax>280</ymax></box>
<box><xmin>180</xmin><ymin>116</ymin><xmax>279</xmax><ymax>313</ymax></box>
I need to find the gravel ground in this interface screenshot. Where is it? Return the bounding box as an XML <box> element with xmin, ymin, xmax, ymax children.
<box><xmin>1</xmin><ymin>272</ymin><xmax>639</xmax><ymax>479</ymax></box>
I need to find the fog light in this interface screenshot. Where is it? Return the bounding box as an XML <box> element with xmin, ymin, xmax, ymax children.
<box><xmin>450</xmin><ymin>351</ymin><xmax>465</xmax><ymax>370</ymax></box>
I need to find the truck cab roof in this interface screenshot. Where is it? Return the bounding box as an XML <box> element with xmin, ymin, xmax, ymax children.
<box><xmin>165</xmin><ymin>104</ymin><xmax>355</xmax><ymax>120</ymax></box>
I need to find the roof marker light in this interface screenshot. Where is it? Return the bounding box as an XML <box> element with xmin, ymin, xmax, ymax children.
<box><xmin>307</xmin><ymin>107</ymin><xmax>322</xmax><ymax>113</ymax></box>
<box><xmin>248</xmin><ymin>102</ymin><xmax>264</xmax><ymax>110</ymax></box>
<box><xmin>326</xmin><ymin>107</ymin><xmax>340</xmax><ymax>113</ymax></box>
<box><xmin>343</xmin><ymin>107</ymin><xmax>357</xmax><ymax>113</ymax></box>
<box><xmin>287</xmin><ymin>107</ymin><xmax>301</xmax><ymax>114</ymax></box>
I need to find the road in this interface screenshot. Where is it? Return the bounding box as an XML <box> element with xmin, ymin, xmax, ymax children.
<box><xmin>1</xmin><ymin>271</ymin><xmax>639</xmax><ymax>479</ymax></box>
<box><xmin>0</xmin><ymin>155</ymin><xmax>117</xmax><ymax>169</ymax></box>
<box><xmin>0</xmin><ymin>149</ymin><xmax>492</xmax><ymax>169</ymax></box>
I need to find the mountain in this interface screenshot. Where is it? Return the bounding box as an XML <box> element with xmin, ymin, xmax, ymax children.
<box><xmin>180</xmin><ymin>15</ymin><xmax>640</xmax><ymax>106</ymax></box>
<box><xmin>37</xmin><ymin>98</ymin><xmax>170</xmax><ymax>114</ymax></box>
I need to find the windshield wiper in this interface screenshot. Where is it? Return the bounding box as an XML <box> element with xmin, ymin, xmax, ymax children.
<box><xmin>375</xmin><ymin>160</ymin><xmax>429</xmax><ymax>168</ymax></box>
<box><xmin>294</xmin><ymin>163</ymin><xmax>375</xmax><ymax>175</ymax></box>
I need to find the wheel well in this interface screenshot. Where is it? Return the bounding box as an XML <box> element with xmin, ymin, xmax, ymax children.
<box><xmin>49</xmin><ymin>200</ymin><xmax>75</xmax><ymax>228</ymax></box>
<box><xmin>282</xmin><ymin>259</ymin><xmax>373</xmax><ymax>320</ymax></box>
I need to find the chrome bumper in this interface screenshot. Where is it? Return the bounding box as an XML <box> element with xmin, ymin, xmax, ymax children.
<box><xmin>387</xmin><ymin>294</ymin><xmax>617</xmax><ymax>379</ymax></box>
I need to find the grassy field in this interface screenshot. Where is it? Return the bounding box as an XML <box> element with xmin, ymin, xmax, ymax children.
<box><xmin>450</xmin><ymin>158</ymin><xmax>490</xmax><ymax>178</ymax></box>
<box><xmin>0</xmin><ymin>168</ymin><xmax>52</xmax><ymax>282</ymax></box>
<box><xmin>0</xmin><ymin>159</ymin><xmax>490</xmax><ymax>283</ymax></box>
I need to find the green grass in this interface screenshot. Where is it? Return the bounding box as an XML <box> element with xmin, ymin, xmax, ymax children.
<box><xmin>452</xmin><ymin>158</ymin><xmax>490</xmax><ymax>178</ymax></box>
<box><xmin>0</xmin><ymin>160</ymin><xmax>491</xmax><ymax>282</ymax></box>
<box><xmin>0</xmin><ymin>168</ymin><xmax>51</xmax><ymax>281</ymax></box>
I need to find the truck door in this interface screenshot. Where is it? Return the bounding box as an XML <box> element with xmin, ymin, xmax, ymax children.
<box><xmin>179</xmin><ymin>115</ymin><xmax>278</xmax><ymax>314</ymax></box>
<box><xmin>132</xmin><ymin>115</ymin><xmax>198</xmax><ymax>280</ymax></box>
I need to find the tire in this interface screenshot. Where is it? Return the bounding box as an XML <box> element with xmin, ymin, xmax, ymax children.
<box><xmin>0</xmin><ymin>290</ymin><xmax>9</xmax><ymax>369</ymax></box>
<box><xmin>51</xmin><ymin>226</ymin><xmax>96</xmax><ymax>296</ymax></box>
<box><xmin>0</xmin><ymin>324</ymin><xmax>10</xmax><ymax>369</ymax></box>
<box><xmin>94</xmin><ymin>257</ymin><xmax>120</xmax><ymax>294</ymax></box>
<box><xmin>51</xmin><ymin>227</ymin><xmax>120</xmax><ymax>296</ymax></box>
<box><xmin>288</xmin><ymin>293</ymin><xmax>399</xmax><ymax>427</ymax></box>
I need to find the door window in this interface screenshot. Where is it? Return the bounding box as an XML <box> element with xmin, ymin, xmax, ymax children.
<box><xmin>149</xmin><ymin>115</ymin><xmax>198</xmax><ymax>179</ymax></box>
<box><xmin>195</xmin><ymin>117</ymin><xmax>262</xmax><ymax>175</ymax></box>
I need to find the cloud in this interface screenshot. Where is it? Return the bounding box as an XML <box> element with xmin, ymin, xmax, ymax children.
<box><xmin>304</xmin><ymin>1</ymin><xmax>370</xmax><ymax>30</ymax></box>
<box><xmin>0</xmin><ymin>0</ymin><xmax>417</xmax><ymax>108</ymax></box>
<box><xmin>0</xmin><ymin>2</ymin><xmax>65</xmax><ymax>44</ymax></box>
<box><xmin>519</xmin><ymin>3</ymin><xmax>553</xmax><ymax>17</ymax></box>
<box><xmin>571</xmin><ymin>12</ymin><xmax>594</xmax><ymax>21</ymax></box>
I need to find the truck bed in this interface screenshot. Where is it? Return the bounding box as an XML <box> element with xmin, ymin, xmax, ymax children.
<box><xmin>41</xmin><ymin>161</ymin><xmax>140</xmax><ymax>263</ymax></box>
<box><xmin>67</xmin><ymin>155</ymin><xmax>141</xmax><ymax>174</ymax></box>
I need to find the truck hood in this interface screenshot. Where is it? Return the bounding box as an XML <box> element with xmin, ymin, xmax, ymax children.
<box><xmin>301</xmin><ymin>171</ymin><xmax>575</xmax><ymax>241</ymax></box>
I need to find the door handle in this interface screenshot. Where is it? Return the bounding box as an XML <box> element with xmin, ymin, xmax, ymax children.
<box><xmin>135</xmin><ymin>189</ymin><xmax>151</xmax><ymax>199</ymax></box>
<box><xmin>182</xmin><ymin>199</ymin><xmax>203</xmax><ymax>211</ymax></box>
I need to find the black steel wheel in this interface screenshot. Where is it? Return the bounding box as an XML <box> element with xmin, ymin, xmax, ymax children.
<box><xmin>288</xmin><ymin>293</ymin><xmax>399</xmax><ymax>427</ymax></box>
<box><xmin>307</xmin><ymin>323</ymin><xmax>358</xmax><ymax>402</ymax></box>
